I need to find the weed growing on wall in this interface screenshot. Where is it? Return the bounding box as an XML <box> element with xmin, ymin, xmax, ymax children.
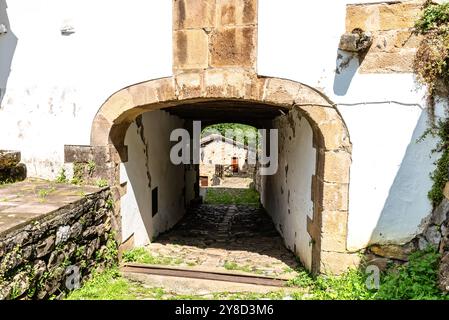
<box><xmin>55</xmin><ymin>168</ymin><xmax>68</xmax><ymax>183</ymax></box>
<box><xmin>377</xmin><ymin>246</ymin><xmax>446</xmax><ymax>300</ymax></box>
<box><xmin>426</xmin><ymin>118</ymin><xmax>449</xmax><ymax>206</ymax></box>
<box><xmin>414</xmin><ymin>1</ymin><xmax>449</xmax><ymax>207</ymax></box>
<box><xmin>414</xmin><ymin>0</ymin><xmax>449</xmax><ymax>117</ymax></box>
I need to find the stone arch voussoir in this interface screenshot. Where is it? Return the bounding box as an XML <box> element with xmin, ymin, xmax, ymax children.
<box><xmin>90</xmin><ymin>71</ymin><xmax>355</xmax><ymax>274</ymax></box>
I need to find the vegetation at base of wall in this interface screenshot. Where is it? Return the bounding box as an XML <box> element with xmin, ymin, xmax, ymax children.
<box><xmin>71</xmin><ymin>163</ymin><xmax>85</xmax><ymax>185</ymax></box>
<box><xmin>65</xmin><ymin>267</ymin><xmax>291</xmax><ymax>300</ymax></box>
<box><xmin>95</xmin><ymin>233</ymin><xmax>119</xmax><ymax>264</ymax></box>
<box><xmin>55</xmin><ymin>168</ymin><xmax>68</xmax><ymax>183</ymax></box>
<box><xmin>204</xmin><ymin>188</ymin><xmax>260</xmax><ymax>205</ymax></box>
<box><xmin>122</xmin><ymin>247</ymin><xmax>183</xmax><ymax>266</ymax></box>
<box><xmin>87</xmin><ymin>161</ymin><xmax>96</xmax><ymax>176</ymax></box>
<box><xmin>285</xmin><ymin>266</ymin><xmax>375</xmax><ymax>300</ymax></box>
<box><xmin>376</xmin><ymin>246</ymin><xmax>445</xmax><ymax>300</ymax></box>
<box><xmin>0</xmin><ymin>178</ymin><xmax>14</xmax><ymax>186</ymax></box>
<box><xmin>286</xmin><ymin>247</ymin><xmax>447</xmax><ymax>300</ymax></box>
<box><xmin>66</xmin><ymin>267</ymin><xmax>165</xmax><ymax>300</ymax></box>
<box><xmin>68</xmin><ymin>247</ymin><xmax>448</xmax><ymax>300</ymax></box>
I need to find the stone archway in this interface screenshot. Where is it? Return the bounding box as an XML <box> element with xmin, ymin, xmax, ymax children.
<box><xmin>88</xmin><ymin>72</ymin><xmax>357</xmax><ymax>274</ymax></box>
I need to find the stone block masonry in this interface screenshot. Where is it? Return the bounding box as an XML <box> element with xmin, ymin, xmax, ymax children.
<box><xmin>173</xmin><ymin>0</ymin><xmax>258</xmax><ymax>74</ymax></box>
<box><xmin>0</xmin><ymin>180</ymin><xmax>117</xmax><ymax>299</ymax></box>
<box><xmin>343</xmin><ymin>0</ymin><xmax>424</xmax><ymax>73</ymax></box>
<box><xmin>0</xmin><ymin>150</ymin><xmax>26</xmax><ymax>183</ymax></box>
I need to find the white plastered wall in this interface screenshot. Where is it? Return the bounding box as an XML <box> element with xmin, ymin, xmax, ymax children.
<box><xmin>258</xmin><ymin>0</ymin><xmax>440</xmax><ymax>250</ymax></box>
<box><xmin>260</xmin><ymin>109</ymin><xmax>316</xmax><ymax>270</ymax></box>
<box><xmin>0</xmin><ymin>0</ymin><xmax>172</xmax><ymax>178</ymax></box>
<box><xmin>120</xmin><ymin>110</ymin><xmax>189</xmax><ymax>246</ymax></box>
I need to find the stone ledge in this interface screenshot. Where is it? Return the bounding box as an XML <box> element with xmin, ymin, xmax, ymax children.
<box><xmin>0</xmin><ymin>179</ymin><xmax>102</xmax><ymax>237</ymax></box>
<box><xmin>0</xmin><ymin>179</ymin><xmax>116</xmax><ymax>300</ymax></box>
<box><xmin>64</xmin><ymin>145</ymin><xmax>127</xmax><ymax>164</ymax></box>
<box><xmin>0</xmin><ymin>150</ymin><xmax>20</xmax><ymax>169</ymax></box>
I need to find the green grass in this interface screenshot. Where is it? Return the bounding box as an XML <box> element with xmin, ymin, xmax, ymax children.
<box><xmin>36</xmin><ymin>186</ymin><xmax>56</xmax><ymax>201</ymax></box>
<box><xmin>96</xmin><ymin>179</ymin><xmax>108</xmax><ymax>188</ymax></box>
<box><xmin>223</xmin><ymin>261</ymin><xmax>263</xmax><ymax>274</ymax></box>
<box><xmin>66</xmin><ymin>268</ymin><xmax>165</xmax><ymax>300</ymax></box>
<box><xmin>376</xmin><ymin>246</ymin><xmax>447</xmax><ymax>300</ymax></box>
<box><xmin>68</xmin><ymin>247</ymin><xmax>449</xmax><ymax>300</ymax></box>
<box><xmin>285</xmin><ymin>247</ymin><xmax>449</xmax><ymax>300</ymax></box>
<box><xmin>122</xmin><ymin>247</ymin><xmax>183</xmax><ymax>266</ymax></box>
<box><xmin>66</xmin><ymin>268</ymin><xmax>133</xmax><ymax>300</ymax></box>
<box><xmin>66</xmin><ymin>267</ymin><xmax>289</xmax><ymax>300</ymax></box>
<box><xmin>0</xmin><ymin>178</ymin><xmax>15</xmax><ymax>186</ymax></box>
<box><xmin>204</xmin><ymin>188</ymin><xmax>260</xmax><ymax>205</ymax></box>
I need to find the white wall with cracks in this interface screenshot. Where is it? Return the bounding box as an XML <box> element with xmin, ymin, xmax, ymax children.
<box><xmin>259</xmin><ymin>0</ymin><xmax>442</xmax><ymax>250</ymax></box>
<box><xmin>120</xmin><ymin>110</ymin><xmax>193</xmax><ymax>246</ymax></box>
<box><xmin>259</xmin><ymin>108</ymin><xmax>316</xmax><ymax>270</ymax></box>
<box><xmin>0</xmin><ymin>0</ymin><xmax>172</xmax><ymax>178</ymax></box>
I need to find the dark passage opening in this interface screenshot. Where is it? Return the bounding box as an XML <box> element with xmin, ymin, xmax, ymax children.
<box><xmin>152</xmin><ymin>187</ymin><xmax>158</xmax><ymax>217</ymax></box>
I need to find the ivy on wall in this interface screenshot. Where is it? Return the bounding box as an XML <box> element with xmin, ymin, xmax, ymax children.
<box><xmin>414</xmin><ymin>0</ymin><xmax>449</xmax><ymax>115</ymax></box>
<box><xmin>414</xmin><ymin>1</ymin><xmax>449</xmax><ymax>207</ymax></box>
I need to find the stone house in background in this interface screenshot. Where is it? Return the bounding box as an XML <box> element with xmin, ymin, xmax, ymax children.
<box><xmin>199</xmin><ymin>134</ymin><xmax>256</xmax><ymax>186</ymax></box>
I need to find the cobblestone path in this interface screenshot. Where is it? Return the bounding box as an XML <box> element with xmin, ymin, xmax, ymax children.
<box><xmin>147</xmin><ymin>205</ymin><xmax>300</xmax><ymax>279</ymax></box>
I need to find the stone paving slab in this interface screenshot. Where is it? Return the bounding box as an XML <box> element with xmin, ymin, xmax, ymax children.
<box><xmin>124</xmin><ymin>272</ymin><xmax>299</xmax><ymax>297</ymax></box>
<box><xmin>0</xmin><ymin>178</ymin><xmax>102</xmax><ymax>236</ymax></box>
<box><xmin>146</xmin><ymin>205</ymin><xmax>301</xmax><ymax>280</ymax></box>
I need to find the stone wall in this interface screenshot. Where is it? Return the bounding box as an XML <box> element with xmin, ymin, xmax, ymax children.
<box><xmin>200</xmin><ymin>137</ymin><xmax>256</xmax><ymax>185</ymax></box>
<box><xmin>342</xmin><ymin>0</ymin><xmax>423</xmax><ymax>73</ymax></box>
<box><xmin>364</xmin><ymin>181</ymin><xmax>449</xmax><ymax>292</ymax></box>
<box><xmin>173</xmin><ymin>0</ymin><xmax>257</xmax><ymax>74</ymax></box>
<box><xmin>0</xmin><ymin>150</ymin><xmax>26</xmax><ymax>183</ymax></box>
<box><xmin>0</xmin><ymin>189</ymin><xmax>116</xmax><ymax>300</ymax></box>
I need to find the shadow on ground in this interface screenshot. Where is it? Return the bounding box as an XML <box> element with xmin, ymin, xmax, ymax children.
<box><xmin>151</xmin><ymin>204</ymin><xmax>300</xmax><ymax>277</ymax></box>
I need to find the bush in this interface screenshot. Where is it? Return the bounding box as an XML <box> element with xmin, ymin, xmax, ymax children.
<box><xmin>377</xmin><ymin>247</ymin><xmax>446</xmax><ymax>300</ymax></box>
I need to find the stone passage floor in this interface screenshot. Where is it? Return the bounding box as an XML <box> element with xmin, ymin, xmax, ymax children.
<box><xmin>0</xmin><ymin>178</ymin><xmax>101</xmax><ymax>236</ymax></box>
<box><xmin>148</xmin><ymin>205</ymin><xmax>300</xmax><ymax>279</ymax></box>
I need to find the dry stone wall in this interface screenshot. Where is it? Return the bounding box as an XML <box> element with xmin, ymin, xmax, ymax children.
<box><xmin>0</xmin><ymin>189</ymin><xmax>117</xmax><ymax>300</ymax></box>
<box><xmin>365</xmin><ymin>182</ymin><xmax>449</xmax><ymax>292</ymax></box>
